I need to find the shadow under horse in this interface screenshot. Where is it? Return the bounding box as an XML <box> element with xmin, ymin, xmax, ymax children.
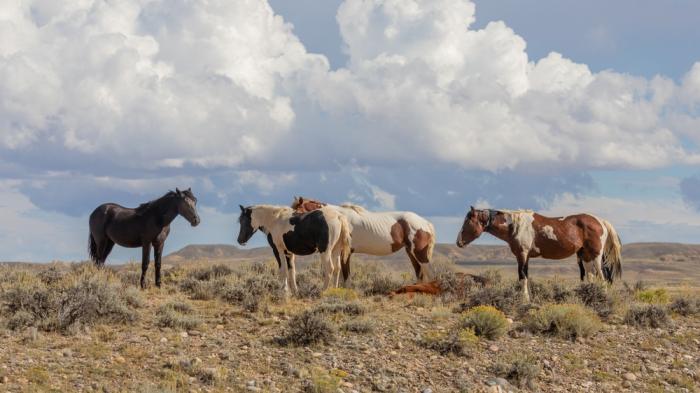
<box><xmin>88</xmin><ymin>188</ymin><xmax>200</xmax><ymax>288</ymax></box>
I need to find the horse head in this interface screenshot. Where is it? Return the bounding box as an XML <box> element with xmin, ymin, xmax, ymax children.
<box><xmin>237</xmin><ymin>205</ymin><xmax>257</xmax><ymax>245</ymax></box>
<box><xmin>175</xmin><ymin>187</ymin><xmax>200</xmax><ymax>227</ymax></box>
<box><xmin>456</xmin><ymin>206</ymin><xmax>489</xmax><ymax>247</ymax></box>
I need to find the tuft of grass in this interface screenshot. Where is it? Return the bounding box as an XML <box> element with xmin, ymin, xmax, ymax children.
<box><xmin>278</xmin><ymin>311</ymin><xmax>335</xmax><ymax>346</ymax></box>
<box><xmin>670</xmin><ymin>296</ymin><xmax>698</xmax><ymax>316</ymax></box>
<box><xmin>321</xmin><ymin>287</ymin><xmax>358</xmax><ymax>301</ymax></box>
<box><xmin>302</xmin><ymin>368</ymin><xmax>342</xmax><ymax>393</ymax></box>
<box><xmin>156</xmin><ymin>301</ymin><xmax>200</xmax><ymax>330</ymax></box>
<box><xmin>624</xmin><ymin>304</ymin><xmax>669</xmax><ymax>328</ymax></box>
<box><xmin>459</xmin><ymin>305</ymin><xmax>508</xmax><ymax>340</ymax></box>
<box><xmin>419</xmin><ymin>328</ymin><xmax>478</xmax><ymax>357</ymax></box>
<box><xmin>635</xmin><ymin>288</ymin><xmax>669</xmax><ymax>304</ymax></box>
<box><xmin>574</xmin><ymin>282</ymin><xmax>613</xmax><ymax>317</ymax></box>
<box><xmin>464</xmin><ymin>282</ymin><xmax>520</xmax><ymax>314</ymax></box>
<box><xmin>312</xmin><ymin>299</ymin><xmax>365</xmax><ymax>316</ymax></box>
<box><xmin>296</xmin><ymin>271</ymin><xmax>324</xmax><ymax>299</ymax></box>
<box><xmin>341</xmin><ymin>318</ymin><xmax>375</xmax><ymax>334</ymax></box>
<box><xmin>524</xmin><ymin>304</ymin><xmax>601</xmax><ymax>341</ymax></box>
<box><xmin>188</xmin><ymin>264</ymin><xmax>234</xmax><ymax>281</ymax></box>
<box><xmin>492</xmin><ymin>354</ymin><xmax>540</xmax><ymax>389</ymax></box>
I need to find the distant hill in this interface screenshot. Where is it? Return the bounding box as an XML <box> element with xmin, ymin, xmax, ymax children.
<box><xmin>165</xmin><ymin>242</ymin><xmax>700</xmax><ymax>264</ymax></box>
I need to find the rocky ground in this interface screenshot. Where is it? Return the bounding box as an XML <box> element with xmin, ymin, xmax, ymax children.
<box><xmin>0</xmin><ymin>262</ymin><xmax>698</xmax><ymax>393</ymax></box>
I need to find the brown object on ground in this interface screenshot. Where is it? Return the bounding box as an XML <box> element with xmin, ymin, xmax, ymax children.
<box><xmin>390</xmin><ymin>281</ymin><xmax>442</xmax><ymax>297</ymax></box>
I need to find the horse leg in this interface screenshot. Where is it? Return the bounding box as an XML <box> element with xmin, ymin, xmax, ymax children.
<box><xmin>100</xmin><ymin>239</ymin><xmax>115</xmax><ymax>266</ymax></box>
<box><xmin>140</xmin><ymin>243</ymin><xmax>152</xmax><ymax>289</ymax></box>
<box><xmin>332</xmin><ymin>250</ymin><xmax>342</xmax><ymax>288</ymax></box>
<box><xmin>320</xmin><ymin>251</ymin><xmax>334</xmax><ymax>290</ymax></box>
<box><xmin>517</xmin><ymin>252</ymin><xmax>531</xmax><ymax>303</ymax></box>
<box><xmin>285</xmin><ymin>252</ymin><xmax>298</xmax><ymax>296</ymax></box>
<box><xmin>577</xmin><ymin>251</ymin><xmax>586</xmax><ymax>281</ymax></box>
<box><xmin>278</xmin><ymin>248</ymin><xmax>290</xmax><ymax>296</ymax></box>
<box><xmin>341</xmin><ymin>250</ymin><xmax>353</xmax><ymax>288</ymax></box>
<box><xmin>153</xmin><ymin>241</ymin><xmax>164</xmax><ymax>288</ymax></box>
<box><xmin>404</xmin><ymin>248</ymin><xmax>424</xmax><ymax>283</ymax></box>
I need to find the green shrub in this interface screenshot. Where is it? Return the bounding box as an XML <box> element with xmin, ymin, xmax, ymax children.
<box><xmin>635</xmin><ymin>288</ymin><xmax>669</xmax><ymax>304</ymax></box>
<box><xmin>459</xmin><ymin>305</ymin><xmax>508</xmax><ymax>340</ymax></box>
<box><xmin>313</xmin><ymin>299</ymin><xmax>365</xmax><ymax>316</ymax></box>
<box><xmin>296</xmin><ymin>271</ymin><xmax>323</xmax><ymax>299</ymax></box>
<box><xmin>464</xmin><ymin>282</ymin><xmax>520</xmax><ymax>314</ymax></box>
<box><xmin>419</xmin><ymin>328</ymin><xmax>478</xmax><ymax>357</ymax></box>
<box><xmin>574</xmin><ymin>282</ymin><xmax>612</xmax><ymax>317</ymax></box>
<box><xmin>156</xmin><ymin>301</ymin><xmax>200</xmax><ymax>330</ymax></box>
<box><xmin>278</xmin><ymin>311</ymin><xmax>335</xmax><ymax>346</ymax></box>
<box><xmin>341</xmin><ymin>318</ymin><xmax>375</xmax><ymax>334</ymax></box>
<box><xmin>302</xmin><ymin>368</ymin><xmax>342</xmax><ymax>393</ymax></box>
<box><xmin>492</xmin><ymin>354</ymin><xmax>540</xmax><ymax>389</ymax></box>
<box><xmin>624</xmin><ymin>304</ymin><xmax>669</xmax><ymax>328</ymax></box>
<box><xmin>670</xmin><ymin>297</ymin><xmax>698</xmax><ymax>316</ymax></box>
<box><xmin>321</xmin><ymin>288</ymin><xmax>358</xmax><ymax>301</ymax></box>
<box><xmin>189</xmin><ymin>264</ymin><xmax>234</xmax><ymax>281</ymax></box>
<box><xmin>524</xmin><ymin>304</ymin><xmax>601</xmax><ymax>340</ymax></box>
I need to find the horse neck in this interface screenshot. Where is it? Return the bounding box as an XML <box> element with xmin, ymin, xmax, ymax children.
<box><xmin>252</xmin><ymin>206</ymin><xmax>291</xmax><ymax>230</ymax></box>
<box><xmin>485</xmin><ymin>214</ymin><xmax>511</xmax><ymax>243</ymax></box>
<box><xmin>151</xmin><ymin>196</ymin><xmax>179</xmax><ymax>226</ymax></box>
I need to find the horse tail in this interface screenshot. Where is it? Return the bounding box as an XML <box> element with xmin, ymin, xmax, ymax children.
<box><xmin>88</xmin><ymin>234</ymin><xmax>100</xmax><ymax>265</ymax></box>
<box><xmin>601</xmin><ymin>219</ymin><xmax>622</xmax><ymax>283</ymax></box>
<box><xmin>337</xmin><ymin>214</ymin><xmax>352</xmax><ymax>281</ymax></box>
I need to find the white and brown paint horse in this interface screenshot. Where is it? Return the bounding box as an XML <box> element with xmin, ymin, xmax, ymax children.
<box><xmin>237</xmin><ymin>204</ymin><xmax>351</xmax><ymax>295</ymax></box>
<box><xmin>292</xmin><ymin>197</ymin><xmax>436</xmax><ymax>283</ymax></box>
<box><xmin>456</xmin><ymin>207</ymin><xmax>622</xmax><ymax>302</ymax></box>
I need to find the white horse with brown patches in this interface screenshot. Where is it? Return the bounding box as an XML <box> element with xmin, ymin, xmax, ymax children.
<box><xmin>456</xmin><ymin>207</ymin><xmax>622</xmax><ymax>302</ymax></box>
<box><xmin>292</xmin><ymin>197</ymin><xmax>436</xmax><ymax>283</ymax></box>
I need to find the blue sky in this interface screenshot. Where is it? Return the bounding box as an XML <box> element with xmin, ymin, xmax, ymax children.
<box><xmin>1</xmin><ymin>0</ymin><xmax>699</xmax><ymax>262</ymax></box>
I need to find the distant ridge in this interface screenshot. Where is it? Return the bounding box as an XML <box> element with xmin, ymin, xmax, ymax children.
<box><xmin>165</xmin><ymin>242</ymin><xmax>700</xmax><ymax>264</ymax></box>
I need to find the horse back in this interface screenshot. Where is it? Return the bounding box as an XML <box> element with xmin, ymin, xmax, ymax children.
<box><xmin>283</xmin><ymin>210</ymin><xmax>330</xmax><ymax>255</ymax></box>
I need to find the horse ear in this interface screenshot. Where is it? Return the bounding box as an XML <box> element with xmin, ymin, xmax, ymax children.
<box><xmin>187</xmin><ymin>187</ymin><xmax>191</xmax><ymax>192</ymax></box>
<box><xmin>239</xmin><ymin>204</ymin><xmax>245</xmax><ymax>212</ymax></box>
<box><xmin>175</xmin><ymin>187</ymin><xmax>181</xmax><ymax>195</ymax></box>
<box><xmin>470</xmin><ymin>205</ymin><xmax>475</xmax><ymax>211</ymax></box>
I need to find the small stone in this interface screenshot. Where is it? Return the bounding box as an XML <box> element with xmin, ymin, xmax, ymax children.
<box><xmin>216</xmin><ymin>324</ymin><xmax>224</xmax><ymax>330</ymax></box>
<box><xmin>468</xmin><ymin>367</ymin><xmax>476</xmax><ymax>373</ymax></box>
<box><xmin>622</xmin><ymin>381</ymin><xmax>632</xmax><ymax>388</ymax></box>
<box><xmin>114</xmin><ymin>356</ymin><xmax>126</xmax><ymax>364</ymax></box>
<box><xmin>506</xmin><ymin>318</ymin><xmax>514</xmax><ymax>324</ymax></box>
<box><xmin>160</xmin><ymin>337</ymin><xmax>168</xmax><ymax>343</ymax></box>
<box><xmin>187</xmin><ymin>330</ymin><xmax>201</xmax><ymax>336</ymax></box>
<box><xmin>488</xmin><ymin>345</ymin><xmax>499</xmax><ymax>352</ymax></box>
<box><xmin>312</xmin><ymin>352</ymin><xmax>323</xmax><ymax>358</ymax></box>
<box><xmin>1</xmin><ymin>376</ymin><xmax>8</xmax><ymax>384</ymax></box>
<box><xmin>62</xmin><ymin>349</ymin><xmax>73</xmax><ymax>357</ymax></box>
<box><xmin>422</xmin><ymin>389</ymin><xmax>433</xmax><ymax>393</ymax></box>
<box><xmin>180</xmin><ymin>332</ymin><xmax>188</xmax><ymax>338</ymax></box>
<box><xmin>623</xmin><ymin>372</ymin><xmax>637</xmax><ymax>381</ymax></box>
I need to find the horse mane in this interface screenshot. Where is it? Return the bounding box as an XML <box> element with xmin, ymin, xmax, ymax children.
<box><xmin>339</xmin><ymin>203</ymin><xmax>367</xmax><ymax>213</ymax></box>
<box><xmin>135</xmin><ymin>191</ymin><xmax>177</xmax><ymax>216</ymax></box>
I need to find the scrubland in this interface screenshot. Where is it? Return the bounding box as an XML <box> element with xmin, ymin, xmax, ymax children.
<box><xmin>0</xmin><ymin>259</ymin><xmax>698</xmax><ymax>393</ymax></box>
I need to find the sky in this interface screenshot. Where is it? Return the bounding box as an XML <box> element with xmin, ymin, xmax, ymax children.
<box><xmin>1</xmin><ymin>0</ymin><xmax>699</xmax><ymax>262</ymax></box>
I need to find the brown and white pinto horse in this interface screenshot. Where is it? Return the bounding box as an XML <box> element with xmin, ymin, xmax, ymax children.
<box><xmin>292</xmin><ymin>197</ymin><xmax>436</xmax><ymax>283</ymax></box>
<box><xmin>456</xmin><ymin>207</ymin><xmax>622</xmax><ymax>302</ymax></box>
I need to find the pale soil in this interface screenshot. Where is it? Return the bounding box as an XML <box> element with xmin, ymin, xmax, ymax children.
<box><xmin>1</xmin><ymin>284</ymin><xmax>698</xmax><ymax>393</ymax></box>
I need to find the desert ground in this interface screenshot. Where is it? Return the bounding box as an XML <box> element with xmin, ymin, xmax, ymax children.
<box><xmin>0</xmin><ymin>243</ymin><xmax>699</xmax><ymax>393</ymax></box>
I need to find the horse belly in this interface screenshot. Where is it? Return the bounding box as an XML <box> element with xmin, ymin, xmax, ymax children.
<box><xmin>350</xmin><ymin>228</ymin><xmax>395</xmax><ymax>256</ymax></box>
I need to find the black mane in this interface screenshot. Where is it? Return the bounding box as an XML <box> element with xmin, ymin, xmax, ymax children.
<box><xmin>135</xmin><ymin>191</ymin><xmax>177</xmax><ymax>216</ymax></box>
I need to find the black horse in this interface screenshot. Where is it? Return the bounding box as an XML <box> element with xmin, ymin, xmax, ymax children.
<box><xmin>88</xmin><ymin>188</ymin><xmax>200</xmax><ymax>288</ymax></box>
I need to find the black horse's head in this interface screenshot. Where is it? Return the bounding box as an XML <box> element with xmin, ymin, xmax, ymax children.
<box><xmin>237</xmin><ymin>205</ymin><xmax>256</xmax><ymax>245</ymax></box>
<box><xmin>175</xmin><ymin>188</ymin><xmax>200</xmax><ymax>227</ymax></box>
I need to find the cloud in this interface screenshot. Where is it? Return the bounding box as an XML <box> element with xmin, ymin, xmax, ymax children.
<box><xmin>541</xmin><ymin>192</ymin><xmax>700</xmax><ymax>243</ymax></box>
<box><xmin>2</xmin><ymin>0</ymin><xmax>699</xmax><ymax>178</ymax></box>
